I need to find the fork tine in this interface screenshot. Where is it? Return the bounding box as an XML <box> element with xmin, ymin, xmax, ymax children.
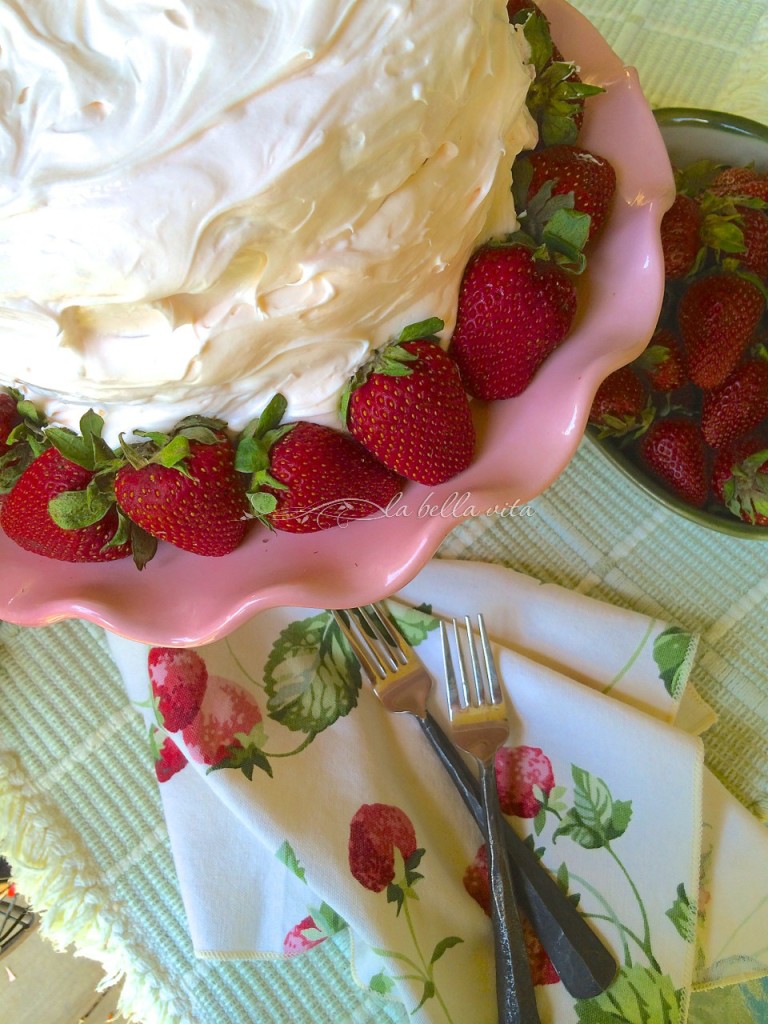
<box><xmin>440</xmin><ymin>620</ymin><xmax>461</xmax><ymax>712</ymax></box>
<box><xmin>331</xmin><ymin>609</ymin><xmax>386</xmax><ymax>680</ymax></box>
<box><xmin>368</xmin><ymin>603</ymin><xmax>412</xmax><ymax>665</ymax></box>
<box><xmin>466</xmin><ymin>614</ymin><xmax>487</xmax><ymax>707</ymax></box>
<box><xmin>360</xmin><ymin>604</ymin><xmax>415</xmax><ymax>673</ymax></box>
<box><xmin>453</xmin><ymin>617</ymin><xmax>475</xmax><ymax>709</ymax></box>
<box><xmin>478</xmin><ymin>614</ymin><xmax>503</xmax><ymax>706</ymax></box>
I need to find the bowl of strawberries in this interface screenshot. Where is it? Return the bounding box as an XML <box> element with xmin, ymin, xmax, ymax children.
<box><xmin>587</xmin><ymin>108</ymin><xmax>768</xmax><ymax>537</ymax></box>
<box><xmin>0</xmin><ymin>0</ymin><xmax>674</xmax><ymax>644</ymax></box>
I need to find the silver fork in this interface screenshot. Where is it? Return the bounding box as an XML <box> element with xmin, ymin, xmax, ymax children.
<box><xmin>331</xmin><ymin>603</ymin><xmax>617</xmax><ymax>999</ymax></box>
<box><xmin>442</xmin><ymin>614</ymin><xmax>540</xmax><ymax>1024</ymax></box>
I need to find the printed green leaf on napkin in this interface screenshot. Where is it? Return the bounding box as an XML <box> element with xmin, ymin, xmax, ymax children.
<box><xmin>574</xmin><ymin>964</ymin><xmax>681</xmax><ymax>1023</ymax></box>
<box><xmin>264</xmin><ymin>612</ymin><xmax>362</xmax><ymax>733</ymax></box>
<box><xmin>654</xmin><ymin>627</ymin><xmax>696</xmax><ymax>701</ymax></box>
<box><xmin>384</xmin><ymin>602</ymin><xmax>439</xmax><ymax>646</ymax></box>
<box><xmin>553</xmin><ymin>766</ymin><xmax>632</xmax><ymax>849</ymax></box>
<box><xmin>667</xmin><ymin>883</ymin><xmax>697</xmax><ymax>943</ymax></box>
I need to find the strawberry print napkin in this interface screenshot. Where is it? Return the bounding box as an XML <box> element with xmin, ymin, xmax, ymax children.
<box><xmin>106</xmin><ymin>560</ymin><xmax>767</xmax><ymax>1023</ymax></box>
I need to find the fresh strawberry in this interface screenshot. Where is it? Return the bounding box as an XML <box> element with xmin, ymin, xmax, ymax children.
<box><xmin>659</xmin><ymin>193</ymin><xmax>701</xmax><ymax>279</ymax></box>
<box><xmin>463</xmin><ymin>844</ymin><xmax>560</xmax><ymax>985</ymax></box>
<box><xmin>677</xmin><ymin>272</ymin><xmax>764</xmax><ymax>389</ymax></box>
<box><xmin>636</xmin><ymin>327</ymin><xmax>688</xmax><ymax>393</ymax></box>
<box><xmin>638</xmin><ymin>418</ymin><xmax>709</xmax><ymax>507</ymax></box>
<box><xmin>153</xmin><ymin>732</ymin><xmax>188</xmax><ymax>783</ymax></box>
<box><xmin>495</xmin><ymin>745</ymin><xmax>555</xmax><ymax>818</ymax></box>
<box><xmin>709</xmin><ymin>165</ymin><xmax>768</xmax><ymax>202</ymax></box>
<box><xmin>0</xmin><ymin>447</ymin><xmax>131</xmax><ymax>562</ymax></box>
<box><xmin>449</xmin><ymin>243</ymin><xmax>578</xmax><ymax>400</ymax></box>
<box><xmin>148</xmin><ymin>647</ymin><xmax>209</xmax><ymax>732</ymax></box>
<box><xmin>182</xmin><ymin>674</ymin><xmax>264</xmax><ymax>769</ymax></box>
<box><xmin>238</xmin><ymin>396</ymin><xmax>403</xmax><ymax>532</ymax></box>
<box><xmin>521</xmin><ymin>145</ymin><xmax>617</xmax><ymax>240</ymax></box>
<box><xmin>732</xmin><ymin>207</ymin><xmax>768</xmax><ymax>277</ymax></box>
<box><xmin>342</xmin><ymin>323</ymin><xmax>475</xmax><ymax>485</ymax></box>
<box><xmin>115</xmin><ymin>418</ymin><xmax>248</xmax><ymax>556</ymax></box>
<box><xmin>711</xmin><ymin>435</ymin><xmax>768</xmax><ymax>525</ymax></box>
<box><xmin>701</xmin><ymin>359</ymin><xmax>768</xmax><ymax>449</ymax></box>
<box><xmin>0</xmin><ymin>391</ymin><xmax>20</xmax><ymax>451</ymax></box>
<box><xmin>589</xmin><ymin>365</ymin><xmax>653</xmax><ymax>437</ymax></box>
<box><xmin>348</xmin><ymin>803</ymin><xmax>418</xmax><ymax>893</ymax></box>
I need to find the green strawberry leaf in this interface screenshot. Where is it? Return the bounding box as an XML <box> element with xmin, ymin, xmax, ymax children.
<box><xmin>126</xmin><ymin>520</ymin><xmax>158</xmax><ymax>569</ymax></box>
<box><xmin>45</xmin><ymin>427</ymin><xmax>97</xmax><ymax>470</ymax></box>
<box><xmin>247</xmin><ymin>490</ymin><xmax>280</xmax><ymax>516</ymax></box>
<box><xmin>398</xmin><ymin>317</ymin><xmax>444</xmax><ymax>342</ymax></box>
<box><xmin>172</xmin><ymin>414</ymin><xmax>227</xmax><ymax>436</ymax></box>
<box><xmin>674</xmin><ymin>158</ymin><xmax>724</xmax><ymax>197</ymax></box>
<box><xmin>0</xmin><ymin>445</ymin><xmax>34</xmax><ymax>493</ymax></box>
<box><xmin>235</xmin><ymin>435</ymin><xmax>270</xmax><ymax>474</ymax></box>
<box><xmin>522</xmin><ymin>9</ymin><xmax>554</xmax><ymax>70</ymax></box>
<box><xmin>175</xmin><ymin>425</ymin><xmax>221</xmax><ymax>445</ymax></box>
<box><xmin>15</xmin><ymin>398</ymin><xmax>47</xmax><ymax>428</ymax></box>
<box><xmin>79</xmin><ymin>408</ymin><xmax>110</xmax><ymax>452</ymax></box>
<box><xmin>154</xmin><ymin>434</ymin><xmax>191</xmax><ymax>468</ymax></box>
<box><xmin>653</xmin><ymin>626</ymin><xmax>695</xmax><ymax>700</ymax></box>
<box><xmin>542</xmin><ymin>208</ymin><xmax>590</xmax><ymax>272</ymax></box>
<box><xmin>701</xmin><ymin>216</ymin><xmax>745</xmax><ymax>255</ymax></box>
<box><xmin>48</xmin><ymin>485</ymin><xmax>113</xmax><ymax>530</ymax></box>
<box><xmin>132</xmin><ymin>429</ymin><xmax>171</xmax><ymax>448</ymax></box>
<box><xmin>574</xmin><ymin>965</ymin><xmax>681</xmax><ymax>1023</ymax></box>
<box><xmin>241</xmin><ymin>393</ymin><xmax>289</xmax><ymax>441</ymax></box>
<box><xmin>511</xmin><ymin>157</ymin><xmax>535</xmax><ymax>213</ymax></box>
<box><xmin>263</xmin><ymin>612</ymin><xmax>362</xmax><ymax>733</ymax></box>
<box><xmin>666</xmin><ymin>882</ymin><xmax>697</xmax><ymax>943</ymax></box>
<box><xmin>377</xmin><ymin>359</ymin><xmax>414</xmax><ymax>378</ymax></box>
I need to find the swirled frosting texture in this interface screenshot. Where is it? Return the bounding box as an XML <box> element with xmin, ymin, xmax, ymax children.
<box><xmin>0</xmin><ymin>0</ymin><xmax>535</xmax><ymax>438</ymax></box>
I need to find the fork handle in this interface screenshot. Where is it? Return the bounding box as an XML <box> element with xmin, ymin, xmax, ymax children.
<box><xmin>480</xmin><ymin>759</ymin><xmax>541</xmax><ymax>1024</ymax></box>
<box><xmin>419</xmin><ymin>711</ymin><xmax>617</xmax><ymax>999</ymax></box>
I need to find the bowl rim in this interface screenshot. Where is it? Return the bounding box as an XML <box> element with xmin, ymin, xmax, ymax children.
<box><xmin>652</xmin><ymin>106</ymin><xmax>768</xmax><ymax>144</ymax></box>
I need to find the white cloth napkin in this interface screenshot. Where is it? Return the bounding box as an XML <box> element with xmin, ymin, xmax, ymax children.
<box><xmin>107</xmin><ymin>560</ymin><xmax>768</xmax><ymax>1023</ymax></box>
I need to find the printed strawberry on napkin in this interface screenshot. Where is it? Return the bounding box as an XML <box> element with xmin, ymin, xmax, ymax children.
<box><xmin>107</xmin><ymin>559</ymin><xmax>768</xmax><ymax>1024</ymax></box>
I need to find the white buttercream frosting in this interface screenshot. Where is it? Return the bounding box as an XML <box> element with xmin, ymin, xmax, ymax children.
<box><xmin>0</xmin><ymin>0</ymin><xmax>536</xmax><ymax>441</ymax></box>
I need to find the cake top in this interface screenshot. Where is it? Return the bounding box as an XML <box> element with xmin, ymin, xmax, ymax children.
<box><xmin>0</xmin><ymin>0</ymin><xmax>535</xmax><ymax>442</ymax></box>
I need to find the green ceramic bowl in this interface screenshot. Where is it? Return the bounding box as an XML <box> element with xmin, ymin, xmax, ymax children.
<box><xmin>589</xmin><ymin>107</ymin><xmax>768</xmax><ymax>539</ymax></box>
